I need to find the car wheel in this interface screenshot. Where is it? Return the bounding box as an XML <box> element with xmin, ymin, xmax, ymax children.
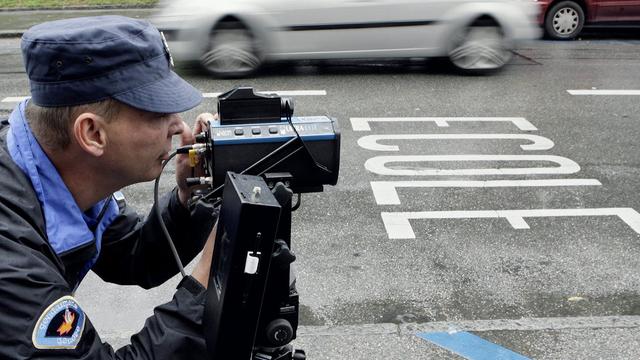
<box><xmin>200</xmin><ymin>24</ymin><xmax>261</xmax><ymax>78</ymax></box>
<box><xmin>544</xmin><ymin>1</ymin><xmax>585</xmax><ymax>40</ymax></box>
<box><xmin>447</xmin><ymin>22</ymin><xmax>512</xmax><ymax>74</ymax></box>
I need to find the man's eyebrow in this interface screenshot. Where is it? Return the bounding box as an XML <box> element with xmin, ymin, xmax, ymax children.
<box><xmin>141</xmin><ymin>111</ymin><xmax>171</xmax><ymax>120</ymax></box>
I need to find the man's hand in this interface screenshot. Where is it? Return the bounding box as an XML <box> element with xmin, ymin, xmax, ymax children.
<box><xmin>192</xmin><ymin>221</ymin><xmax>217</xmax><ymax>288</ymax></box>
<box><xmin>175</xmin><ymin>112</ymin><xmax>217</xmax><ymax>207</ymax></box>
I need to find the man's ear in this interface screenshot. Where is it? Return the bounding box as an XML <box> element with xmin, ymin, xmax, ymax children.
<box><xmin>73</xmin><ymin>113</ymin><xmax>107</xmax><ymax>157</ymax></box>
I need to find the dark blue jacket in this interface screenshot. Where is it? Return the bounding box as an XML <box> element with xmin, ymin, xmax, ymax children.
<box><xmin>0</xmin><ymin>123</ymin><xmax>216</xmax><ymax>359</ymax></box>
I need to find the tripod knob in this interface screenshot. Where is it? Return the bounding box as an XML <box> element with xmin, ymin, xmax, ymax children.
<box><xmin>265</xmin><ymin>319</ymin><xmax>294</xmax><ymax>346</ymax></box>
<box><xmin>272</xmin><ymin>239</ymin><xmax>296</xmax><ymax>268</ymax></box>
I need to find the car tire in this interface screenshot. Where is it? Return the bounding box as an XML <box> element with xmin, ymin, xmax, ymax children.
<box><xmin>544</xmin><ymin>1</ymin><xmax>585</xmax><ymax>40</ymax></box>
<box><xmin>447</xmin><ymin>20</ymin><xmax>512</xmax><ymax>75</ymax></box>
<box><xmin>200</xmin><ymin>23</ymin><xmax>262</xmax><ymax>78</ymax></box>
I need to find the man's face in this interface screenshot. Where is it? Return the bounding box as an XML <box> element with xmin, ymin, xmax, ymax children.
<box><xmin>103</xmin><ymin>104</ymin><xmax>184</xmax><ymax>185</ymax></box>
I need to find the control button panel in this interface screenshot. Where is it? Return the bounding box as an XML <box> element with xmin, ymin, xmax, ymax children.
<box><xmin>212</xmin><ymin>116</ymin><xmax>336</xmax><ymax>142</ymax></box>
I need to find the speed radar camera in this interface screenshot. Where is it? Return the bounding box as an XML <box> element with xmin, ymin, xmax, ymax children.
<box><xmin>184</xmin><ymin>87</ymin><xmax>340</xmax><ymax>359</ymax></box>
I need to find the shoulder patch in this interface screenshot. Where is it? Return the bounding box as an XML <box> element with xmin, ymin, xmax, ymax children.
<box><xmin>32</xmin><ymin>295</ymin><xmax>86</xmax><ymax>349</ymax></box>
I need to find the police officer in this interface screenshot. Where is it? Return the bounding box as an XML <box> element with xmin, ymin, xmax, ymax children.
<box><xmin>0</xmin><ymin>16</ymin><xmax>217</xmax><ymax>359</ymax></box>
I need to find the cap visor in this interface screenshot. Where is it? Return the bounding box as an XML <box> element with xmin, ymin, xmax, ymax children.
<box><xmin>113</xmin><ymin>71</ymin><xmax>202</xmax><ymax>114</ymax></box>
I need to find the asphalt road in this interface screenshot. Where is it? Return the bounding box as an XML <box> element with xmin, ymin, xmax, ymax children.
<box><xmin>1</xmin><ymin>34</ymin><xmax>640</xmax><ymax>359</ymax></box>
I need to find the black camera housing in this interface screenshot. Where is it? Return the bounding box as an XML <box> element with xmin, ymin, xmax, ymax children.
<box><xmin>218</xmin><ymin>87</ymin><xmax>293</xmax><ymax>125</ymax></box>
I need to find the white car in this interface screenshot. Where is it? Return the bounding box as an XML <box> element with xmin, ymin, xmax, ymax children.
<box><xmin>151</xmin><ymin>0</ymin><xmax>540</xmax><ymax>78</ymax></box>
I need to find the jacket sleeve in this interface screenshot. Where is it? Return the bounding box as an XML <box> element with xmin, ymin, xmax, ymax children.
<box><xmin>92</xmin><ymin>188</ymin><xmax>218</xmax><ymax>289</ymax></box>
<box><xmin>0</xmin><ymin>229</ymin><xmax>210</xmax><ymax>360</ymax></box>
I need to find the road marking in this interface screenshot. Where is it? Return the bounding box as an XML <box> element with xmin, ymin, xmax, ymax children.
<box><xmin>364</xmin><ymin>155</ymin><xmax>580</xmax><ymax>176</ymax></box>
<box><xmin>1</xmin><ymin>90</ymin><xmax>327</xmax><ymax>103</ymax></box>
<box><xmin>350</xmin><ymin>117</ymin><xmax>538</xmax><ymax>131</ymax></box>
<box><xmin>202</xmin><ymin>90</ymin><xmax>327</xmax><ymax>98</ymax></box>
<box><xmin>568</xmin><ymin>90</ymin><xmax>640</xmax><ymax>96</ymax></box>
<box><xmin>2</xmin><ymin>96</ymin><xmax>28</xmax><ymax>102</ymax></box>
<box><xmin>381</xmin><ymin>208</ymin><xmax>640</xmax><ymax>239</ymax></box>
<box><xmin>371</xmin><ymin>179</ymin><xmax>602</xmax><ymax>205</ymax></box>
<box><xmin>357</xmin><ymin>134</ymin><xmax>554</xmax><ymax>152</ymax></box>
<box><xmin>417</xmin><ymin>331</ymin><xmax>530</xmax><ymax>360</ymax></box>
<box><xmin>402</xmin><ymin>315</ymin><xmax>640</xmax><ymax>333</ymax></box>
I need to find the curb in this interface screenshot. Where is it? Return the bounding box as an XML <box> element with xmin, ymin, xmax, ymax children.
<box><xmin>0</xmin><ymin>7</ymin><xmax>156</xmax><ymax>38</ymax></box>
<box><xmin>0</xmin><ymin>30</ymin><xmax>23</xmax><ymax>38</ymax></box>
<box><xmin>0</xmin><ymin>5</ymin><xmax>155</xmax><ymax>12</ymax></box>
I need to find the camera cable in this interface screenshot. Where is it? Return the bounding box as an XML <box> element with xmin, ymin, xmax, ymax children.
<box><xmin>154</xmin><ymin>149</ymin><xmax>186</xmax><ymax>278</ymax></box>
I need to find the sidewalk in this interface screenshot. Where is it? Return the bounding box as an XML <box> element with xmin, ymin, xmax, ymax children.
<box><xmin>98</xmin><ymin>315</ymin><xmax>640</xmax><ymax>359</ymax></box>
<box><xmin>0</xmin><ymin>7</ymin><xmax>156</xmax><ymax>38</ymax></box>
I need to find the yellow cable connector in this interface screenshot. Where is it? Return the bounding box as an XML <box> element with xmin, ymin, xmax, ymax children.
<box><xmin>188</xmin><ymin>149</ymin><xmax>199</xmax><ymax>167</ymax></box>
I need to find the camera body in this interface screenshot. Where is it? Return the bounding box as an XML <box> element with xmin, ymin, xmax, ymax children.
<box><xmin>191</xmin><ymin>87</ymin><xmax>340</xmax><ymax>195</ymax></box>
<box><xmin>210</xmin><ymin>115</ymin><xmax>339</xmax><ymax>193</ymax></box>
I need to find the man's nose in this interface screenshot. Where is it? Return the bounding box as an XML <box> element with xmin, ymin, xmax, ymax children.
<box><xmin>169</xmin><ymin>114</ymin><xmax>184</xmax><ymax>136</ymax></box>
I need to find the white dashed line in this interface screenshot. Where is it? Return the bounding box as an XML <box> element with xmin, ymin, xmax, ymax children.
<box><xmin>2</xmin><ymin>90</ymin><xmax>328</xmax><ymax>103</ymax></box>
<box><xmin>568</xmin><ymin>90</ymin><xmax>640</xmax><ymax>96</ymax></box>
<box><xmin>202</xmin><ymin>90</ymin><xmax>327</xmax><ymax>98</ymax></box>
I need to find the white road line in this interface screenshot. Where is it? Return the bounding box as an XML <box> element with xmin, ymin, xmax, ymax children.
<box><xmin>2</xmin><ymin>96</ymin><xmax>28</xmax><ymax>102</ymax></box>
<box><xmin>568</xmin><ymin>90</ymin><xmax>640</xmax><ymax>96</ymax></box>
<box><xmin>364</xmin><ymin>155</ymin><xmax>581</xmax><ymax>176</ymax></box>
<box><xmin>202</xmin><ymin>90</ymin><xmax>327</xmax><ymax>98</ymax></box>
<box><xmin>357</xmin><ymin>134</ymin><xmax>554</xmax><ymax>152</ymax></box>
<box><xmin>350</xmin><ymin>117</ymin><xmax>538</xmax><ymax>131</ymax></box>
<box><xmin>2</xmin><ymin>90</ymin><xmax>327</xmax><ymax>103</ymax></box>
<box><xmin>371</xmin><ymin>179</ymin><xmax>602</xmax><ymax>205</ymax></box>
<box><xmin>381</xmin><ymin>208</ymin><xmax>640</xmax><ymax>239</ymax></box>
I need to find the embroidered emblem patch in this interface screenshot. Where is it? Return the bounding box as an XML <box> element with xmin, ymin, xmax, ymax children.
<box><xmin>32</xmin><ymin>295</ymin><xmax>86</xmax><ymax>349</ymax></box>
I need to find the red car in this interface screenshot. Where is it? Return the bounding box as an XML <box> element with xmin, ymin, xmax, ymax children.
<box><xmin>537</xmin><ymin>0</ymin><xmax>640</xmax><ymax>39</ymax></box>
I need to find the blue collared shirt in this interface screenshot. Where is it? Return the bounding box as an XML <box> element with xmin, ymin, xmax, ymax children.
<box><xmin>6</xmin><ymin>99</ymin><xmax>119</xmax><ymax>287</ymax></box>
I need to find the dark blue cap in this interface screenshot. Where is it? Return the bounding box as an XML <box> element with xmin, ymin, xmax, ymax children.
<box><xmin>21</xmin><ymin>15</ymin><xmax>202</xmax><ymax>113</ymax></box>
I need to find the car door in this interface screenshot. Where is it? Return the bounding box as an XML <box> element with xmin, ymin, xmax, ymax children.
<box><xmin>619</xmin><ymin>0</ymin><xmax>640</xmax><ymax>19</ymax></box>
<box><xmin>260</xmin><ymin>0</ymin><xmax>452</xmax><ymax>59</ymax></box>
<box><xmin>595</xmin><ymin>0</ymin><xmax>640</xmax><ymax>22</ymax></box>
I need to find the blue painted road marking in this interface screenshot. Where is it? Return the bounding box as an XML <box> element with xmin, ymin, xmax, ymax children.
<box><xmin>417</xmin><ymin>331</ymin><xmax>531</xmax><ymax>360</ymax></box>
